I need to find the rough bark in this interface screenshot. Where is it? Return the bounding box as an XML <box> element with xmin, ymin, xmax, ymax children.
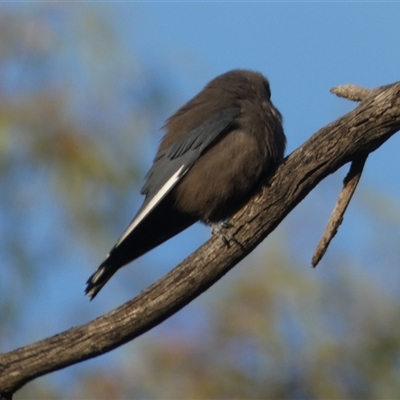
<box><xmin>1</xmin><ymin>81</ymin><xmax>400</xmax><ymax>398</ymax></box>
<box><xmin>312</xmin><ymin>155</ymin><xmax>367</xmax><ymax>267</ymax></box>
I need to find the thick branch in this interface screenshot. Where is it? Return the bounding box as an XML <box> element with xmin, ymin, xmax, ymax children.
<box><xmin>1</xmin><ymin>81</ymin><xmax>400</xmax><ymax>397</ymax></box>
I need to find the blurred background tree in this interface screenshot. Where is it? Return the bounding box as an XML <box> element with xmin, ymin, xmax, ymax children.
<box><xmin>1</xmin><ymin>3</ymin><xmax>400</xmax><ymax>399</ymax></box>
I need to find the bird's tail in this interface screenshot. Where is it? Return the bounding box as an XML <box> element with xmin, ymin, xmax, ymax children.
<box><xmin>85</xmin><ymin>259</ymin><xmax>119</xmax><ymax>300</ymax></box>
<box><xmin>85</xmin><ymin>198</ymin><xmax>198</xmax><ymax>300</ymax></box>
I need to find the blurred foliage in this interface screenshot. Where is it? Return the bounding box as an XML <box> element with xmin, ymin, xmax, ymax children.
<box><xmin>0</xmin><ymin>4</ymin><xmax>171</xmax><ymax>328</ymax></box>
<box><xmin>1</xmin><ymin>4</ymin><xmax>400</xmax><ymax>400</ymax></box>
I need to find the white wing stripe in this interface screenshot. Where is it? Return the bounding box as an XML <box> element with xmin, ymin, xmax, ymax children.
<box><xmin>115</xmin><ymin>165</ymin><xmax>186</xmax><ymax>247</ymax></box>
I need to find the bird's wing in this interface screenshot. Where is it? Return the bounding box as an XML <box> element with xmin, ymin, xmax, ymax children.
<box><xmin>114</xmin><ymin>107</ymin><xmax>240</xmax><ymax>247</ymax></box>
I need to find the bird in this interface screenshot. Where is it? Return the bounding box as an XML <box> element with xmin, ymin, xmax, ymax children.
<box><xmin>85</xmin><ymin>69</ymin><xmax>286</xmax><ymax>300</ymax></box>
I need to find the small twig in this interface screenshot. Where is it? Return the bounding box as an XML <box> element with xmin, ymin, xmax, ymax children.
<box><xmin>331</xmin><ymin>84</ymin><xmax>372</xmax><ymax>102</ymax></box>
<box><xmin>312</xmin><ymin>156</ymin><xmax>367</xmax><ymax>267</ymax></box>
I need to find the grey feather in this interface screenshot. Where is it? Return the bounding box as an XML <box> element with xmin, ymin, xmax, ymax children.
<box><xmin>141</xmin><ymin>107</ymin><xmax>240</xmax><ymax>201</ymax></box>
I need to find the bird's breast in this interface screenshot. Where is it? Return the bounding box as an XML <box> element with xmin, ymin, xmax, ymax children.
<box><xmin>172</xmin><ymin>128</ymin><xmax>273</xmax><ymax>222</ymax></box>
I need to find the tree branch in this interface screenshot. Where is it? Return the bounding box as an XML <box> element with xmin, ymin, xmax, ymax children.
<box><xmin>330</xmin><ymin>84</ymin><xmax>373</xmax><ymax>101</ymax></box>
<box><xmin>312</xmin><ymin>155</ymin><xmax>367</xmax><ymax>267</ymax></box>
<box><xmin>1</xmin><ymin>81</ymin><xmax>400</xmax><ymax>398</ymax></box>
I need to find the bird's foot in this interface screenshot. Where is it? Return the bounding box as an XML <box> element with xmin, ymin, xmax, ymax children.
<box><xmin>210</xmin><ymin>221</ymin><xmax>236</xmax><ymax>247</ymax></box>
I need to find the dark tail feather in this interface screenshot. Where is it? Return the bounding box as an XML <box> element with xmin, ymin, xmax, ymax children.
<box><xmin>85</xmin><ymin>259</ymin><xmax>119</xmax><ymax>300</ymax></box>
<box><xmin>85</xmin><ymin>196</ymin><xmax>198</xmax><ymax>300</ymax></box>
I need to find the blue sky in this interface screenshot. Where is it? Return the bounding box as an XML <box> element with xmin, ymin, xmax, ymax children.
<box><xmin>133</xmin><ymin>1</ymin><xmax>400</xmax><ymax>278</ymax></box>
<box><xmin>4</xmin><ymin>2</ymin><xmax>400</xmax><ymax>395</ymax></box>
<box><xmin>5</xmin><ymin>0</ymin><xmax>400</xmax><ymax>329</ymax></box>
<box><xmin>138</xmin><ymin>2</ymin><xmax>400</xmax><ymax>186</ymax></box>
